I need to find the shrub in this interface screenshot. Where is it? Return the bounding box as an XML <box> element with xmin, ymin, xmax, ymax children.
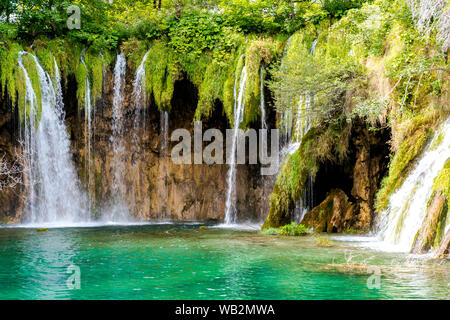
<box><xmin>279</xmin><ymin>222</ymin><xmax>310</xmax><ymax>236</ymax></box>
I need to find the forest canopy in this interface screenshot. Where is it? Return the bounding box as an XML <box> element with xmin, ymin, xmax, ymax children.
<box><xmin>0</xmin><ymin>0</ymin><xmax>368</xmax><ymax>48</ymax></box>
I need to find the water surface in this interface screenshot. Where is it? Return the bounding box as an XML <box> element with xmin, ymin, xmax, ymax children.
<box><xmin>0</xmin><ymin>224</ymin><xmax>448</xmax><ymax>300</ymax></box>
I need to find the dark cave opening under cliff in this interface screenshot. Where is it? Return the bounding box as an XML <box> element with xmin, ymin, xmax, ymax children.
<box><xmin>311</xmin><ymin>123</ymin><xmax>391</xmax><ymax>211</ymax></box>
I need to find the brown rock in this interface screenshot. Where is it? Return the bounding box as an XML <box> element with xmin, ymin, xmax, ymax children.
<box><xmin>434</xmin><ymin>229</ymin><xmax>450</xmax><ymax>259</ymax></box>
<box><xmin>302</xmin><ymin>189</ymin><xmax>355</xmax><ymax>233</ymax></box>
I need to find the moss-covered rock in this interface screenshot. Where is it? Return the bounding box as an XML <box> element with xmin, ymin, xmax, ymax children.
<box><xmin>301</xmin><ymin>189</ymin><xmax>355</xmax><ymax>233</ymax></box>
<box><xmin>433</xmin><ymin>229</ymin><xmax>450</xmax><ymax>259</ymax></box>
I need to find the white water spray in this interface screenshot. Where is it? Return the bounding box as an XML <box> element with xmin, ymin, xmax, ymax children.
<box><xmin>80</xmin><ymin>50</ymin><xmax>94</xmax><ymax>214</ymax></box>
<box><xmin>18</xmin><ymin>52</ymin><xmax>87</xmax><ymax>225</ymax></box>
<box><xmin>224</xmin><ymin>66</ymin><xmax>247</xmax><ymax>224</ymax></box>
<box><xmin>109</xmin><ymin>52</ymin><xmax>130</xmax><ymax>222</ymax></box>
<box><xmin>377</xmin><ymin>118</ymin><xmax>450</xmax><ymax>252</ymax></box>
<box><xmin>132</xmin><ymin>50</ymin><xmax>150</xmax><ymax>141</ymax></box>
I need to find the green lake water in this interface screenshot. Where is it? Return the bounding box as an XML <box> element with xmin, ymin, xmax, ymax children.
<box><xmin>0</xmin><ymin>224</ymin><xmax>448</xmax><ymax>300</ymax></box>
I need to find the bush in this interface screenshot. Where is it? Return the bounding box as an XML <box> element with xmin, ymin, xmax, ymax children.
<box><xmin>279</xmin><ymin>222</ymin><xmax>310</xmax><ymax>236</ymax></box>
<box><xmin>322</xmin><ymin>0</ymin><xmax>366</xmax><ymax>19</ymax></box>
<box><xmin>168</xmin><ymin>13</ymin><xmax>224</xmax><ymax>56</ymax></box>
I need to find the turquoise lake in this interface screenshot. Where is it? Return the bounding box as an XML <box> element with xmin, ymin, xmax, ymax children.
<box><xmin>0</xmin><ymin>224</ymin><xmax>448</xmax><ymax>300</ymax></box>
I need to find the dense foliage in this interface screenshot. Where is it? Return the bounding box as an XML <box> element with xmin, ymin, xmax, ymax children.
<box><xmin>0</xmin><ymin>0</ymin><xmax>448</xmax><ymax>226</ymax></box>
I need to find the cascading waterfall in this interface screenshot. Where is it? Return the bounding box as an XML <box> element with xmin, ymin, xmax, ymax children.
<box><xmin>377</xmin><ymin>117</ymin><xmax>450</xmax><ymax>252</ymax></box>
<box><xmin>132</xmin><ymin>50</ymin><xmax>150</xmax><ymax>143</ymax></box>
<box><xmin>277</xmin><ymin>39</ymin><xmax>318</xmax><ymax>223</ymax></box>
<box><xmin>109</xmin><ymin>52</ymin><xmax>131</xmax><ymax>221</ymax></box>
<box><xmin>80</xmin><ymin>50</ymin><xmax>94</xmax><ymax>214</ymax></box>
<box><xmin>224</xmin><ymin>66</ymin><xmax>247</xmax><ymax>225</ymax></box>
<box><xmin>18</xmin><ymin>52</ymin><xmax>87</xmax><ymax>225</ymax></box>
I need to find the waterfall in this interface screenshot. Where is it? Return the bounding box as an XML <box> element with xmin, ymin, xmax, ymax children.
<box><xmin>276</xmin><ymin>38</ymin><xmax>318</xmax><ymax>224</ymax></box>
<box><xmin>18</xmin><ymin>52</ymin><xmax>87</xmax><ymax>225</ymax></box>
<box><xmin>224</xmin><ymin>66</ymin><xmax>247</xmax><ymax>225</ymax></box>
<box><xmin>132</xmin><ymin>50</ymin><xmax>150</xmax><ymax>142</ymax></box>
<box><xmin>109</xmin><ymin>52</ymin><xmax>130</xmax><ymax>221</ymax></box>
<box><xmin>158</xmin><ymin>110</ymin><xmax>170</xmax><ymax>219</ymax></box>
<box><xmin>80</xmin><ymin>50</ymin><xmax>93</xmax><ymax>214</ymax></box>
<box><xmin>377</xmin><ymin>118</ymin><xmax>450</xmax><ymax>252</ymax></box>
<box><xmin>260</xmin><ymin>65</ymin><xmax>267</xmax><ymax>129</ymax></box>
<box><xmin>310</xmin><ymin>39</ymin><xmax>318</xmax><ymax>55</ymax></box>
<box><xmin>279</xmin><ymin>36</ymin><xmax>295</xmax><ymax>146</ymax></box>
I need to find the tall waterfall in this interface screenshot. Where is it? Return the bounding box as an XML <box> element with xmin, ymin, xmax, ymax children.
<box><xmin>108</xmin><ymin>52</ymin><xmax>130</xmax><ymax>221</ymax></box>
<box><xmin>158</xmin><ymin>110</ymin><xmax>170</xmax><ymax>219</ymax></box>
<box><xmin>80</xmin><ymin>50</ymin><xmax>94</xmax><ymax>214</ymax></box>
<box><xmin>18</xmin><ymin>52</ymin><xmax>87</xmax><ymax>225</ymax></box>
<box><xmin>132</xmin><ymin>50</ymin><xmax>150</xmax><ymax>142</ymax></box>
<box><xmin>377</xmin><ymin>118</ymin><xmax>450</xmax><ymax>252</ymax></box>
<box><xmin>224</xmin><ymin>66</ymin><xmax>247</xmax><ymax>225</ymax></box>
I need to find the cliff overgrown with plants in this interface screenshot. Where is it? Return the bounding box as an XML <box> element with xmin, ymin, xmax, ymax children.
<box><xmin>262</xmin><ymin>0</ymin><xmax>449</xmax><ymax>231</ymax></box>
<box><xmin>0</xmin><ymin>0</ymin><xmax>449</xmax><ymax>240</ymax></box>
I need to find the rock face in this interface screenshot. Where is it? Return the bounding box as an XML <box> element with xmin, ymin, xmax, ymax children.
<box><xmin>411</xmin><ymin>192</ymin><xmax>448</xmax><ymax>254</ymax></box>
<box><xmin>350</xmin><ymin>125</ymin><xmax>388</xmax><ymax>231</ymax></box>
<box><xmin>298</xmin><ymin>123</ymin><xmax>389</xmax><ymax>233</ymax></box>
<box><xmin>0</xmin><ymin>66</ymin><xmax>274</xmax><ymax>223</ymax></box>
<box><xmin>0</xmin><ymin>98</ymin><xmax>24</xmax><ymax>223</ymax></box>
<box><xmin>302</xmin><ymin>189</ymin><xmax>355</xmax><ymax>233</ymax></box>
<box><xmin>434</xmin><ymin>229</ymin><xmax>450</xmax><ymax>259</ymax></box>
<box><xmin>69</xmin><ymin>71</ymin><xmax>272</xmax><ymax>222</ymax></box>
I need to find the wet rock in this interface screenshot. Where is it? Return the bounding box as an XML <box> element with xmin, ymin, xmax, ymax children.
<box><xmin>434</xmin><ymin>229</ymin><xmax>450</xmax><ymax>259</ymax></box>
<box><xmin>302</xmin><ymin>189</ymin><xmax>355</xmax><ymax>233</ymax></box>
<box><xmin>411</xmin><ymin>192</ymin><xmax>448</xmax><ymax>254</ymax></box>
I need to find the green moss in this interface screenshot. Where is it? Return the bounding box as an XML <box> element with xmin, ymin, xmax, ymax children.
<box><xmin>433</xmin><ymin>160</ymin><xmax>450</xmax><ymax>200</ymax></box>
<box><xmin>0</xmin><ymin>42</ymin><xmax>22</xmax><ymax>107</ymax></box>
<box><xmin>75</xmin><ymin>57</ymin><xmax>88</xmax><ymax>110</ymax></box>
<box><xmin>145</xmin><ymin>40</ymin><xmax>181</xmax><ymax>111</ymax></box>
<box><xmin>85</xmin><ymin>50</ymin><xmax>104</xmax><ymax>104</ymax></box>
<box><xmin>242</xmin><ymin>38</ymin><xmax>282</xmax><ymax>128</ymax></box>
<box><xmin>262</xmin><ymin>120</ymin><xmax>351</xmax><ymax>229</ymax></box>
<box><xmin>376</xmin><ymin>111</ymin><xmax>441</xmax><ymax>212</ymax></box>
<box><xmin>122</xmin><ymin>38</ymin><xmax>149</xmax><ymax>73</ymax></box>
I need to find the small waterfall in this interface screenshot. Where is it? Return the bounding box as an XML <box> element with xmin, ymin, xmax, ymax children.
<box><xmin>276</xmin><ymin>38</ymin><xmax>318</xmax><ymax>224</ymax></box>
<box><xmin>378</xmin><ymin>118</ymin><xmax>450</xmax><ymax>251</ymax></box>
<box><xmin>132</xmin><ymin>50</ymin><xmax>150</xmax><ymax>142</ymax></box>
<box><xmin>80</xmin><ymin>50</ymin><xmax>93</xmax><ymax>214</ymax></box>
<box><xmin>18</xmin><ymin>52</ymin><xmax>87</xmax><ymax>225</ymax></box>
<box><xmin>279</xmin><ymin>36</ymin><xmax>295</xmax><ymax>146</ymax></box>
<box><xmin>224</xmin><ymin>66</ymin><xmax>247</xmax><ymax>225</ymax></box>
<box><xmin>310</xmin><ymin>39</ymin><xmax>318</xmax><ymax>55</ymax></box>
<box><xmin>260</xmin><ymin>65</ymin><xmax>267</xmax><ymax>129</ymax></box>
<box><xmin>109</xmin><ymin>52</ymin><xmax>130</xmax><ymax>221</ymax></box>
<box><xmin>157</xmin><ymin>110</ymin><xmax>170</xmax><ymax>219</ymax></box>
